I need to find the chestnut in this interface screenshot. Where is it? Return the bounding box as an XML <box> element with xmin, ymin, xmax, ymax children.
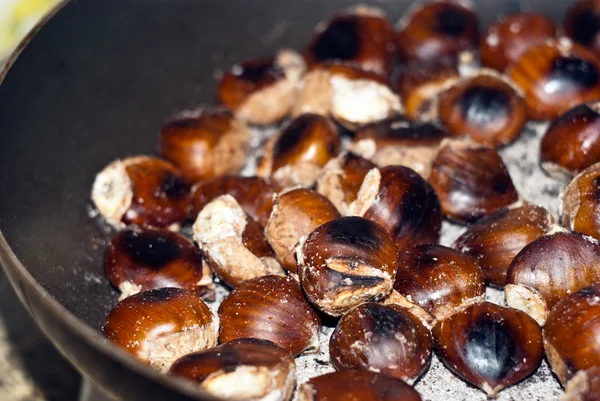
<box><xmin>91</xmin><ymin>156</ymin><xmax>190</xmax><ymax>230</ymax></box>
<box><xmin>433</xmin><ymin>302</ymin><xmax>543</xmax><ymax>398</ymax></box>
<box><xmin>543</xmin><ymin>283</ymin><xmax>600</xmax><ymax>385</ymax></box>
<box><xmin>329</xmin><ymin>302</ymin><xmax>432</xmax><ymax>384</ymax></box>
<box><xmin>296</xmin><ymin>216</ymin><xmax>398</xmax><ymax>317</ymax></box>
<box><xmin>395</xmin><ymin>1</ymin><xmax>478</xmax><ymax>64</ymax></box>
<box><xmin>562</xmin><ymin>367</ymin><xmax>600</xmax><ymax>401</ymax></box>
<box><xmin>105</xmin><ymin>227</ymin><xmax>214</xmax><ymax>300</ymax></box>
<box><xmin>437</xmin><ymin>70</ymin><xmax>527</xmax><ymax>147</ymax></box>
<box><xmin>564</xmin><ymin>0</ymin><xmax>600</xmax><ymax>58</ymax></box>
<box><xmin>218</xmin><ymin>49</ymin><xmax>306</xmax><ymax>125</ymax></box>
<box><xmin>103</xmin><ymin>287</ymin><xmax>218</xmax><ymax>372</ymax></box>
<box><xmin>561</xmin><ymin>162</ymin><xmax>600</xmax><ymax>240</ymax></box>
<box><xmin>505</xmin><ymin>231</ymin><xmax>600</xmax><ymax>325</ymax></box>
<box><xmin>298</xmin><ymin>371</ymin><xmax>422</xmax><ymax>401</ymax></box>
<box><xmin>348</xmin><ymin>165</ymin><xmax>442</xmax><ymax>252</ymax></box>
<box><xmin>159</xmin><ymin>107</ymin><xmax>250</xmax><ymax>184</ymax></box>
<box><xmin>169</xmin><ymin>338</ymin><xmax>296</xmax><ymax>401</ymax></box>
<box><xmin>541</xmin><ymin>102</ymin><xmax>600</xmax><ymax>180</ymax></box>
<box><xmin>304</xmin><ymin>5</ymin><xmax>396</xmax><ymax>76</ymax></box>
<box><xmin>218</xmin><ymin>275</ymin><xmax>321</xmax><ymax>356</ymax></box>
<box><xmin>507</xmin><ymin>38</ymin><xmax>600</xmax><ymax>121</ymax></box>
<box><xmin>428</xmin><ymin>139</ymin><xmax>520</xmax><ymax>224</ymax></box>
<box><xmin>454</xmin><ymin>204</ymin><xmax>555</xmax><ymax>288</ymax></box>
<box><xmin>190</xmin><ymin>175</ymin><xmax>281</xmax><ymax>227</ymax></box>
<box><xmin>265</xmin><ymin>188</ymin><xmax>341</xmax><ymax>273</ymax></box>
<box><xmin>480</xmin><ymin>13</ymin><xmax>557</xmax><ymax>72</ymax></box>
<box><xmin>257</xmin><ymin>113</ymin><xmax>340</xmax><ymax>187</ymax></box>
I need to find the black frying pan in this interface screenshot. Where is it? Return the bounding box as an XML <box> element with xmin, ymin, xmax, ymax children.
<box><xmin>0</xmin><ymin>1</ymin><xmax>574</xmax><ymax>400</ymax></box>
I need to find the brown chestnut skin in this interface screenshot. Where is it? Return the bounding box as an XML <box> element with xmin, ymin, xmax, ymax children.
<box><xmin>218</xmin><ymin>275</ymin><xmax>321</xmax><ymax>356</ymax></box>
<box><xmin>298</xmin><ymin>371</ymin><xmax>422</xmax><ymax>401</ymax></box>
<box><xmin>505</xmin><ymin>231</ymin><xmax>600</xmax><ymax>325</ymax></box>
<box><xmin>429</xmin><ymin>139</ymin><xmax>519</xmax><ymax>224</ymax></box>
<box><xmin>562</xmin><ymin>367</ymin><xmax>600</xmax><ymax>401</ymax></box>
<box><xmin>438</xmin><ymin>72</ymin><xmax>527</xmax><ymax>147</ymax></box>
<box><xmin>190</xmin><ymin>175</ymin><xmax>282</xmax><ymax>227</ymax></box>
<box><xmin>433</xmin><ymin>302</ymin><xmax>544</xmax><ymax>398</ymax></box>
<box><xmin>454</xmin><ymin>204</ymin><xmax>555</xmax><ymax>288</ymax></box>
<box><xmin>266</xmin><ymin>188</ymin><xmax>341</xmax><ymax>273</ymax></box>
<box><xmin>507</xmin><ymin>39</ymin><xmax>600</xmax><ymax>121</ymax></box>
<box><xmin>329</xmin><ymin>302</ymin><xmax>432</xmax><ymax>384</ymax></box>
<box><xmin>564</xmin><ymin>0</ymin><xmax>600</xmax><ymax>58</ymax></box>
<box><xmin>169</xmin><ymin>338</ymin><xmax>296</xmax><ymax>401</ymax></box>
<box><xmin>304</xmin><ymin>6</ymin><xmax>396</xmax><ymax>76</ymax></box>
<box><xmin>104</xmin><ymin>227</ymin><xmax>213</xmax><ymax>300</ymax></box>
<box><xmin>297</xmin><ymin>216</ymin><xmax>399</xmax><ymax>317</ymax></box>
<box><xmin>395</xmin><ymin>1</ymin><xmax>478</xmax><ymax>64</ymax></box>
<box><xmin>544</xmin><ymin>283</ymin><xmax>600</xmax><ymax>385</ymax></box>
<box><xmin>159</xmin><ymin>107</ymin><xmax>250</xmax><ymax>185</ymax></box>
<box><xmin>562</xmin><ymin>162</ymin><xmax>600</xmax><ymax>240</ymax></box>
<box><xmin>103</xmin><ymin>287</ymin><xmax>218</xmax><ymax>372</ymax></box>
<box><xmin>481</xmin><ymin>13</ymin><xmax>557</xmax><ymax>72</ymax></box>
<box><xmin>541</xmin><ymin>103</ymin><xmax>600</xmax><ymax>180</ymax></box>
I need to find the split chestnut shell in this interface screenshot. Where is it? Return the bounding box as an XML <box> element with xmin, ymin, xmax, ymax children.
<box><xmin>561</xmin><ymin>162</ymin><xmax>600</xmax><ymax>240</ymax></box>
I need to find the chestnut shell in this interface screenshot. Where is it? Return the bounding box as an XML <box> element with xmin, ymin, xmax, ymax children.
<box><xmin>561</xmin><ymin>162</ymin><xmax>600</xmax><ymax>240</ymax></box>
<box><xmin>564</xmin><ymin>0</ymin><xmax>600</xmax><ymax>58</ymax></box>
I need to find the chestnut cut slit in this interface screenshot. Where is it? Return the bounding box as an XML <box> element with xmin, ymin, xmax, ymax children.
<box><xmin>234</xmin><ymin>58</ymin><xmax>283</xmax><ymax>82</ymax></box>
<box><xmin>120</xmin><ymin>230</ymin><xmax>182</xmax><ymax>268</ymax></box>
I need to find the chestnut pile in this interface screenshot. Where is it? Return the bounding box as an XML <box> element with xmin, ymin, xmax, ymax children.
<box><xmin>91</xmin><ymin>1</ymin><xmax>600</xmax><ymax>400</ymax></box>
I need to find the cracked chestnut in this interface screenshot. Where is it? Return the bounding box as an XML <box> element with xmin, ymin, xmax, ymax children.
<box><xmin>564</xmin><ymin>0</ymin><xmax>600</xmax><ymax>58</ymax></box>
<box><xmin>561</xmin><ymin>162</ymin><xmax>600</xmax><ymax>240</ymax></box>
<box><xmin>562</xmin><ymin>367</ymin><xmax>600</xmax><ymax>401</ymax></box>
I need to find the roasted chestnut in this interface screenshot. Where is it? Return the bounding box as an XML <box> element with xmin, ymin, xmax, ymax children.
<box><xmin>159</xmin><ymin>107</ymin><xmax>250</xmax><ymax>184</ymax></box>
<box><xmin>433</xmin><ymin>302</ymin><xmax>543</xmax><ymax>398</ymax></box>
<box><xmin>562</xmin><ymin>367</ymin><xmax>600</xmax><ymax>401</ymax></box>
<box><xmin>218</xmin><ymin>49</ymin><xmax>306</xmax><ymax>125</ymax></box>
<box><xmin>561</xmin><ymin>162</ymin><xmax>600</xmax><ymax>240</ymax></box>
<box><xmin>454</xmin><ymin>204</ymin><xmax>556</xmax><ymax>288</ymax></box>
<box><xmin>218</xmin><ymin>275</ymin><xmax>321</xmax><ymax>356</ymax></box>
<box><xmin>103</xmin><ymin>287</ymin><xmax>218</xmax><ymax>372</ymax></box>
<box><xmin>297</xmin><ymin>216</ymin><xmax>398</xmax><ymax>317</ymax></box>
<box><xmin>507</xmin><ymin>38</ymin><xmax>600</xmax><ymax>121</ymax></box>
<box><xmin>91</xmin><ymin>156</ymin><xmax>190</xmax><ymax>230</ymax></box>
<box><xmin>169</xmin><ymin>338</ymin><xmax>296</xmax><ymax>401</ymax></box>
<box><xmin>329</xmin><ymin>302</ymin><xmax>432</xmax><ymax>384</ymax></box>
<box><xmin>428</xmin><ymin>139</ymin><xmax>520</xmax><ymax>224</ymax></box>
<box><xmin>505</xmin><ymin>230</ymin><xmax>600</xmax><ymax>325</ymax></box>
<box><xmin>564</xmin><ymin>0</ymin><xmax>600</xmax><ymax>58</ymax></box>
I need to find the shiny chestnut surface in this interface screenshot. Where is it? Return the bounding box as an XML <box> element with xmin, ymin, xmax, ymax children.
<box><xmin>354</xmin><ymin>115</ymin><xmax>448</xmax><ymax>148</ymax></box>
<box><xmin>564</xmin><ymin>0</ymin><xmax>600</xmax><ymax>57</ymax></box>
<box><xmin>562</xmin><ymin>162</ymin><xmax>600</xmax><ymax>240</ymax></box>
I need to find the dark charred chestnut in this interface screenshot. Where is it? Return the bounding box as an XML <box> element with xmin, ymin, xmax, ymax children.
<box><xmin>159</xmin><ymin>107</ymin><xmax>250</xmax><ymax>184</ymax></box>
<box><xmin>428</xmin><ymin>139</ymin><xmax>520</xmax><ymax>224</ymax></box>
<box><xmin>562</xmin><ymin>367</ymin><xmax>600</xmax><ymax>401</ymax></box>
<box><xmin>91</xmin><ymin>156</ymin><xmax>190</xmax><ymax>230</ymax></box>
<box><xmin>564</xmin><ymin>0</ymin><xmax>600</xmax><ymax>58</ymax></box>
<box><xmin>561</xmin><ymin>162</ymin><xmax>600</xmax><ymax>240</ymax></box>
<box><xmin>481</xmin><ymin>13</ymin><xmax>557</xmax><ymax>72</ymax></box>
<box><xmin>218</xmin><ymin>49</ymin><xmax>306</xmax><ymax>125</ymax></box>
<box><xmin>507</xmin><ymin>39</ymin><xmax>600</xmax><ymax>121</ymax></box>
<box><xmin>103</xmin><ymin>287</ymin><xmax>218</xmax><ymax>372</ymax></box>
<box><xmin>169</xmin><ymin>338</ymin><xmax>296</xmax><ymax>401</ymax></box>
<box><xmin>329</xmin><ymin>302</ymin><xmax>432</xmax><ymax>384</ymax></box>
<box><xmin>433</xmin><ymin>302</ymin><xmax>544</xmax><ymax>398</ymax></box>
<box><xmin>218</xmin><ymin>275</ymin><xmax>321</xmax><ymax>356</ymax></box>
<box><xmin>454</xmin><ymin>204</ymin><xmax>555</xmax><ymax>288</ymax></box>
<box><xmin>297</xmin><ymin>216</ymin><xmax>399</xmax><ymax>317</ymax></box>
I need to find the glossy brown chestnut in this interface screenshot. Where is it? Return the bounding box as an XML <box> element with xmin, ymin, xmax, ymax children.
<box><xmin>348</xmin><ymin>165</ymin><xmax>442</xmax><ymax>252</ymax></box>
<box><xmin>265</xmin><ymin>188</ymin><xmax>341</xmax><ymax>273</ymax></box>
<box><xmin>507</xmin><ymin>39</ymin><xmax>600</xmax><ymax>121</ymax></box>
<box><xmin>454</xmin><ymin>204</ymin><xmax>555</xmax><ymax>288</ymax></box>
<box><xmin>218</xmin><ymin>275</ymin><xmax>321</xmax><ymax>356</ymax></box>
<box><xmin>190</xmin><ymin>176</ymin><xmax>282</xmax><ymax>227</ymax></box>
<box><xmin>562</xmin><ymin>162</ymin><xmax>600</xmax><ymax>240</ymax></box>
<box><xmin>395</xmin><ymin>1</ymin><xmax>478</xmax><ymax>63</ymax></box>
<box><xmin>433</xmin><ymin>302</ymin><xmax>543</xmax><ymax>398</ymax></box>
<box><xmin>505</xmin><ymin>231</ymin><xmax>600</xmax><ymax>325</ymax></box>
<box><xmin>105</xmin><ymin>227</ymin><xmax>214</xmax><ymax>300</ymax></box>
<box><xmin>297</xmin><ymin>216</ymin><xmax>399</xmax><ymax>317</ymax></box>
<box><xmin>103</xmin><ymin>287</ymin><xmax>218</xmax><ymax>372</ymax></box>
<box><xmin>298</xmin><ymin>371</ymin><xmax>422</xmax><ymax>401</ymax></box>
<box><xmin>480</xmin><ymin>13</ymin><xmax>557</xmax><ymax>72</ymax></box>
<box><xmin>544</xmin><ymin>283</ymin><xmax>600</xmax><ymax>385</ymax></box>
<box><xmin>218</xmin><ymin>49</ymin><xmax>306</xmax><ymax>125</ymax></box>
<box><xmin>392</xmin><ymin>244</ymin><xmax>485</xmax><ymax>323</ymax></box>
<box><xmin>428</xmin><ymin>139</ymin><xmax>519</xmax><ymax>224</ymax></box>
<box><xmin>169</xmin><ymin>338</ymin><xmax>296</xmax><ymax>401</ymax></box>
<box><xmin>561</xmin><ymin>367</ymin><xmax>600</xmax><ymax>401</ymax></box>
<box><xmin>437</xmin><ymin>71</ymin><xmax>527</xmax><ymax>147</ymax></box>
<box><xmin>564</xmin><ymin>0</ymin><xmax>600</xmax><ymax>58</ymax></box>
<box><xmin>159</xmin><ymin>107</ymin><xmax>251</xmax><ymax>184</ymax></box>
<box><xmin>304</xmin><ymin>5</ymin><xmax>396</xmax><ymax>76</ymax></box>
<box><xmin>257</xmin><ymin>113</ymin><xmax>340</xmax><ymax>187</ymax></box>
<box><xmin>329</xmin><ymin>302</ymin><xmax>432</xmax><ymax>384</ymax></box>
<box><xmin>91</xmin><ymin>156</ymin><xmax>190</xmax><ymax>230</ymax></box>
<box><xmin>541</xmin><ymin>103</ymin><xmax>600</xmax><ymax>180</ymax></box>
